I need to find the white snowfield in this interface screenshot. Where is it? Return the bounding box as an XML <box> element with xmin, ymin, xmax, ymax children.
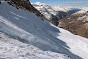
<box><xmin>0</xmin><ymin>2</ymin><xmax>88</xmax><ymax>59</ymax></box>
<box><xmin>0</xmin><ymin>32</ymin><xmax>69</xmax><ymax>59</ymax></box>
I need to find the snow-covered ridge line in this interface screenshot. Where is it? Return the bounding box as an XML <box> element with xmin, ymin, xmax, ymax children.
<box><xmin>32</xmin><ymin>2</ymin><xmax>82</xmax><ymax>26</ymax></box>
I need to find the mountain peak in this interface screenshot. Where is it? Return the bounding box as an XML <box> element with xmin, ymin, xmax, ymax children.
<box><xmin>35</xmin><ymin>2</ymin><xmax>42</xmax><ymax>5</ymax></box>
<box><xmin>33</xmin><ymin>2</ymin><xmax>47</xmax><ymax>6</ymax></box>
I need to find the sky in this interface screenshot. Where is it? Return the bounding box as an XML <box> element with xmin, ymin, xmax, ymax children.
<box><xmin>30</xmin><ymin>0</ymin><xmax>88</xmax><ymax>7</ymax></box>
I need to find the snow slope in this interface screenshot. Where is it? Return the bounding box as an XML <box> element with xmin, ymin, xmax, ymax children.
<box><xmin>0</xmin><ymin>2</ymin><xmax>88</xmax><ymax>59</ymax></box>
<box><xmin>32</xmin><ymin>2</ymin><xmax>57</xmax><ymax>16</ymax></box>
<box><xmin>58</xmin><ymin>29</ymin><xmax>88</xmax><ymax>59</ymax></box>
<box><xmin>0</xmin><ymin>32</ymin><xmax>70</xmax><ymax>59</ymax></box>
<box><xmin>32</xmin><ymin>2</ymin><xmax>59</xmax><ymax>26</ymax></box>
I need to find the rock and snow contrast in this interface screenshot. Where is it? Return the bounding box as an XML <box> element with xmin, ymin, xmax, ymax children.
<box><xmin>32</xmin><ymin>2</ymin><xmax>88</xmax><ymax>38</ymax></box>
<box><xmin>32</xmin><ymin>2</ymin><xmax>59</xmax><ymax>26</ymax></box>
<box><xmin>0</xmin><ymin>1</ymin><xmax>88</xmax><ymax>59</ymax></box>
<box><xmin>59</xmin><ymin>7</ymin><xmax>88</xmax><ymax>38</ymax></box>
<box><xmin>32</xmin><ymin>2</ymin><xmax>81</xmax><ymax>26</ymax></box>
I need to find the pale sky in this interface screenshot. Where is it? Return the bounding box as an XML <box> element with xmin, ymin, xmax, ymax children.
<box><xmin>30</xmin><ymin>0</ymin><xmax>88</xmax><ymax>7</ymax></box>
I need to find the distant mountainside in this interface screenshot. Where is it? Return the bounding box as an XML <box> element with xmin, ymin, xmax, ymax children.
<box><xmin>32</xmin><ymin>2</ymin><xmax>80</xmax><ymax>26</ymax></box>
<box><xmin>59</xmin><ymin>10</ymin><xmax>88</xmax><ymax>38</ymax></box>
<box><xmin>32</xmin><ymin>2</ymin><xmax>59</xmax><ymax>26</ymax></box>
<box><xmin>32</xmin><ymin>2</ymin><xmax>88</xmax><ymax>38</ymax></box>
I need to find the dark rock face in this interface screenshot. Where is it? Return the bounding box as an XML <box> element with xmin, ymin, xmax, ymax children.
<box><xmin>56</xmin><ymin>11</ymin><xmax>68</xmax><ymax>19</ymax></box>
<box><xmin>49</xmin><ymin>15</ymin><xmax>59</xmax><ymax>26</ymax></box>
<box><xmin>7</xmin><ymin>0</ymin><xmax>45</xmax><ymax>20</ymax></box>
<box><xmin>56</xmin><ymin>9</ymin><xmax>81</xmax><ymax>19</ymax></box>
<box><xmin>47</xmin><ymin>14</ymin><xmax>59</xmax><ymax>26</ymax></box>
<box><xmin>59</xmin><ymin>12</ymin><xmax>88</xmax><ymax>38</ymax></box>
<box><xmin>0</xmin><ymin>0</ymin><xmax>1</xmax><ymax>4</ymax></box>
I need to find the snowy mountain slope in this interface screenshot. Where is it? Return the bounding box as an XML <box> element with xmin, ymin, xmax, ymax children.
<box><xmin>0</xmin><ymin>1</ymin><xmax>88</xmax><ymax>59</ymax></box>
<box><xmin>75</xmin><ymin>7</ymin><xmax>88</xmax><ymax>13</ymax></box>
<box><xmin>57</xmin><ymin>28</ymin><xmax>88</xmax><ymax>59</ymax></box>
<box><xmin>32</xmin><ymin>2</ymin><xmax>81</xmax><ymax>26</ymax></box>
<box><xmin>0</xmin><ymin>2</ymin><xmax>65</xmax><ymax>52</ymax></box>
<box><xmin>32</xmin><ymin>2</ymin><xmax>59</xmax><ymax>26</ymax></box>
<box><xmin>0</xmin><ymin>32</ymin><xmax>70</xmax><ymax>59</ymax></box>
<box><xmin>32</xmin><ymin>2</ymin><xmax>57</xmax><ymax>15</ymax></box>
<box><xmin>0</xmin><ymin>2</ymin><xmax>72</xmax><ymax>59</ymax></box>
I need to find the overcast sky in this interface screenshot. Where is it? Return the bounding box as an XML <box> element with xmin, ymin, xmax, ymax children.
<box><xmin>30</xmin><ymin>0</ymin><xmax>88</xmax><ymax>7</ymax></box>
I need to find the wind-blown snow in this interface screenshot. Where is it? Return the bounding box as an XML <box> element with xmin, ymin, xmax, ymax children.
<box><xmin>0</xmin><ymin>2</ymin><xmax>88</xmax><ymax>59</ymax></box>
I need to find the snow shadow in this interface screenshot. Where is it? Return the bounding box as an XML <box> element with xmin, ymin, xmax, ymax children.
<box><xmin>16</xmin><ymin>23</ymin><xmax>82</xmax><ymax>59</ymax></box>
<box><xmin>0</xmin><ymin>3</ymin><xmax>82</xmax><ymax>58</ymax></box>
<box><xmin>0</xmin><ymin>14</ymin><xmax>82</xmax><ymax>59</ymax></box>
<box><xmin>68</xmin><ymin>8</ymin><xmax>81</xmax><ymax>15</ymax></box>
<box><xmin>57</xmin><ymin>8</ymin><xmax>81</xmax><ymax>19</ymax></box>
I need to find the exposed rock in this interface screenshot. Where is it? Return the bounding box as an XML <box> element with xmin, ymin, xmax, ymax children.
<box><xmin>7</xmin><ymin>0</ymin><xmax>45</xmax><ymax>20</ymax></box>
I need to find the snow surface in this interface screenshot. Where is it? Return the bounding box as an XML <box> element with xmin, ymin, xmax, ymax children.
<box><xmin>0</xmin><ymin>32</ymin><xmax>69</xmax><ymax>59</ymax></box>
<box><xmin>0</xmin><ymin>2</ymin><xmax>88</xmax><ymax>59</ymax></box>
<box><xmin>32</xmin><ymin>2</ymin><xmax>57</xmax><ymax>20</ymax></box>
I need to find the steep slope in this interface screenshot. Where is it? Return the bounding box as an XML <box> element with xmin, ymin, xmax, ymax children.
<box><xmin>0</xmin><ymin>1</ymin><xmax>71</xmax><ymax>59</ymax></box>
<box><xmin>0</xmin><ymin>1</ymin><xmax>88</xmax><ymax>59</ymax></box>
<box><xmin>0</xmin><ymin>32</ymin><xmax>70</xmax><ymax>59</ymax></box>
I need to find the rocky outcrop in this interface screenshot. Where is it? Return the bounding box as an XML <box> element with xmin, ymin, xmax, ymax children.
<box><xmin>6</xmin><ymin>0</ymin><xmax>45</xmax><ymax>20</ymax></box>
<box><xmin>0</xmin><ymin>0</ymin><xmax>1</xmax><ymax>4</ymax></box>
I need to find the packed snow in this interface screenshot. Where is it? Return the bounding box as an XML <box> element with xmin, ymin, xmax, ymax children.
<box><xmin>0</xmin><ymin>2</ymin><xmax>88</xmax><ymax>59</ymax></box>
